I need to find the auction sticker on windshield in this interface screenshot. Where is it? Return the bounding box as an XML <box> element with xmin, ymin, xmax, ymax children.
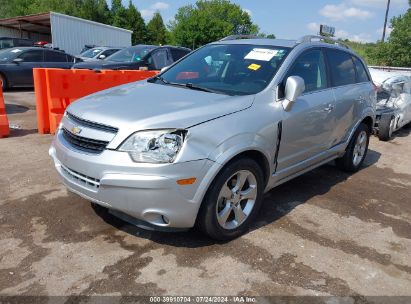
<box><xmin>245</xmin><ymin>48</ymin><xmax>278</xmax><ymax>61</ymax></box>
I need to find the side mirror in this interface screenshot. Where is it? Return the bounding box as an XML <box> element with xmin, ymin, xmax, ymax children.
<box><xmin>160</xmin><ymin>66</ymin><xmax>170</xmax><ymax>73</ymax></box>
<box><xmin>98</xmin><ymin>54</ymin><xmax>106</xmax><ymax>60</ymax></box>
<box><xmin>12</xmin><ymin>58</ymin><xmax>23</xmax><ymax>64</ymax></box>
<box><xmin>282</xmin><ymin>76</ymin><xmax>305</xmax><ymax>111</ymax></box>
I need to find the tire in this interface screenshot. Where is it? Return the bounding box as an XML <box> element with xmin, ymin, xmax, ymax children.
<box><xmin>0</xmin><ymin>74</ymin><xmax>7</xmax><ymax>91</ymax></box>
<box><xmin>197</xmin><ymin>157</ymin><xmax>264</xmax><ymax>241</ymax></box>
<box><xmin>378</xmin><ymin>115</ymin><xmax>394</xmax><ymax>141</ymax></box>
<box><xmin>336</xmin><ymin>123</ymin><xmax>370</xmax><ymax>172</ymax></box>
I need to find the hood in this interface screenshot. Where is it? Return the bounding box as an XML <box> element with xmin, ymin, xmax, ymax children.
<box><xmin>73</xmin><ymin>60</ymin><xmax>138</xmax><ymax>70</ymax></box>
<box><xmin>66</xmin><ymin>81</ymin><xmax>254</xmax><ymax>132</ymax></box>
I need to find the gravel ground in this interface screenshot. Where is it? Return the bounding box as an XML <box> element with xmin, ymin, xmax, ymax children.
<box><xmin>0</xmin><ymin>90</ymin><xmax>410</xmax><ymax>301</ymax></box>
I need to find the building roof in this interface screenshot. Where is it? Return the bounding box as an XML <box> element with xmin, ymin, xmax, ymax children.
<box><xmin>0</xmin><ymin>12</ymin><xmax>132</xmax><ymax>36</ymax></box>
<box><xmin>0</xmin><ymin>12</ymin><xmax>51</xmax><ymax>35</ymax></box>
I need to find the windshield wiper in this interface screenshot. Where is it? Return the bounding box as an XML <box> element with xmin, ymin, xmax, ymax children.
<box><xmin>185</xmin><ymin>83</ymin><xmax>228</xmax><ymax>95</ymax></box>
<box><xmin>149</xmin><ymin>77</ymin><xmax>228</xmax><ymax>95</ymax></box>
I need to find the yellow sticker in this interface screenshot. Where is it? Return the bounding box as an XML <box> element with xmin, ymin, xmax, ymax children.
<box><xmin>248</xmin><ymin>63</ymin><xmax>261</xmax><ymax>71</ymax></box>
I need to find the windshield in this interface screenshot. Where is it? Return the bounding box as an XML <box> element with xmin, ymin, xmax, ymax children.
<box><xmin>81</xmin><ymin>48</ymin><xmax>103</xmax><ymax>58</ymax></box>
<box><xmin>0</xmin><ymin>48</ymin><xmax>21</xmax><ymax>63</ymax></box>
<box><xmin>107</xmin><ymin>46</ymin><xmax>155</xmax><ymax>63</ymax></box>
<box><xmin>159</xmin><ymin>44</ymin><xmax>290</xmax><ymax>95</ymax></box>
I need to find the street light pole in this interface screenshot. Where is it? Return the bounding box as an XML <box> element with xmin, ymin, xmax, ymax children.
<box><xmin>382</xmin><ymin>0</ymin><xmax>391</xmax><ymax>42</ymax></box>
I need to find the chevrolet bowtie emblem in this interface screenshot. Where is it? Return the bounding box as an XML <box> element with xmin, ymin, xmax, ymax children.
<box><xmin>71</xmin><ymin>126</ymin><xmax>82</xmax><ymax>135</ymax></box>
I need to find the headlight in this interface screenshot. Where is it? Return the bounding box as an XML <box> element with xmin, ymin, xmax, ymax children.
<box><xmin>118</xmin><ymin>129</ymin><xmax>186</xmax><ymax>163</ymax></box>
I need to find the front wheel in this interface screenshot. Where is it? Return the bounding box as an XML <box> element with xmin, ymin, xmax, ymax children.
<box><xmin>378</xmin><ymin>115</ymin><xmax>395</xmax><ymax>141</ymax></box>
<box><xmin>197</xmin><ymin>158</ymin><xmax>264</xmax><ymax>241</ymax></box>
<box><xmin>336</xmin><ymin>123</ymin><xmax>370</xmax><ymax>172</ymax></box>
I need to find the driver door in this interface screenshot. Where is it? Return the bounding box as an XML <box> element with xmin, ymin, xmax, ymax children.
<box><xmin>276</xmin><ymin>49</ymin><xmax>336</xmax><ymax>173</ymax></box>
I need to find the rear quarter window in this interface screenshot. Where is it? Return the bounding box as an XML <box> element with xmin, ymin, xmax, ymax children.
<box><xmin>326</xmin><ymin>49</ymin><xmax>356</xmax><ymax>87</ymax></box>
<box><xmin>352</xmin><ymin>56</ymin><xmax>370</xmax><ymax>83</ymax></box>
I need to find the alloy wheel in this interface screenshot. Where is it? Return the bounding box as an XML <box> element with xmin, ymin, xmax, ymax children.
<box><xmin>215</xmin><ymin>170</ymin><xmax>257</xmax><ymax>230</ymax></box>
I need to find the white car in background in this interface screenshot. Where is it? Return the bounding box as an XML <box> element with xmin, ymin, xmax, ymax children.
<box><xmin>369</xmin><ymin>68</ymin><xmax>411</xmax><ymax>141</ymax></box>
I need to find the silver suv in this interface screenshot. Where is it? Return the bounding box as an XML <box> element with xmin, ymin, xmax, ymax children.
<box><xmin>50</xmin><ymin>35</ymin><xmax>376</xmax><ymax>240</ymax></box>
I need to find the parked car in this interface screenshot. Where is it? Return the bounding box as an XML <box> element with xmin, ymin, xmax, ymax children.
<box><xmin>78</xmin><ymin>47</ymin><xmax>122</xmax><ymax>61</ymax></box>
<box><xmin>80</xmin><ymin>44</ymin><xmax>97</xmax><ymax>54</ymax></box>
<box><xmin>0</xmin><ymin>47</ymin><xmax>79</xmax><ymax>89</ymax></box>
<box><xmin>50</xmin><ymin>35</ymin><xmax>376</xmax><ymax>240</ymax></box>
<box><xmin>0</xmin><ymin>37</ymin><xmax>34</xmax><ymax>50</ymax></box>
<box><xmin>370</xmin><ymin>70</ymin><xmax>411</xmax><ymax>140</ymax></box>
<box><xmin>72</xmin><ymin>45</ymin><xmax>191</xmax><ymax>71</ymax></box>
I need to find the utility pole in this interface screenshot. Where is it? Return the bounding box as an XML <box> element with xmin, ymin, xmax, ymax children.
<box><xmin>382</xmin><ymin>0</ymin><xmax>391</xmax><ymax>42</ymax></box>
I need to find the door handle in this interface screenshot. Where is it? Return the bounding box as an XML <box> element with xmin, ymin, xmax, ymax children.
<box><xmin>323</xmin><ymin>104</ymin><xmax>335</xmax><ymax>112</ymax></box>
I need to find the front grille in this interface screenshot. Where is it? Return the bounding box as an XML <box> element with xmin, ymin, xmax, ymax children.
<box><xmin>61</xmin><ymin>165</ymin><xmax>100</xmax><ymax>188</ymax></box>
<box><xmin>62</xmin><ymin>128</ymin><xmax>109</xmax><ymax>153</ymax></box>
<box><xmin>66</xmin><ymin>112</ymin><xmax>118</xmax><ymax>133</ymax></box>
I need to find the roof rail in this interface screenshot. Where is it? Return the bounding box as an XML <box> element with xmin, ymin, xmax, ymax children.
<box><xmin>219</xmin><ymin>34</ymin><xmax>258</xmax><ymax>41</ymax></box>
<box><xmin>297</xmin><ymin>35</ymin><xmax>351</xmax><ymax>50</ymax></box>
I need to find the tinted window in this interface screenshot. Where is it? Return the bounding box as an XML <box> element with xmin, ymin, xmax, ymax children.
<box><xmin>352</xmin><ymin>56</ymin><xmax>370</xmax><ymax>83</ymax></box>
<box><xmin>16</xmin><ymin>39</ymin><xmax>33</xmax><ymax>47</ymax></box>
<box><xmin>0</xmin><ymin>39</ymin><xmax>13</xmax><ymax>49</ymax></box>
<box><xmin>101</xmin><ymin>49</ymin><xmax>118</xmax><ymax>57</ymax></box>
<box><xmin>45</xmin><ymin>51</ymin><xmax>67</xmax><ymax>62</ymax></box>
<box><xmin>170</xmin><ymin>48</ymin><xmax>190</xmax><ymax>61</ymax></box>
<box><xmin>108</xmin><ymin>46</ymin><xmax>155</xmax><ymax>62</ymax></box>
<box><xmin>148</xmin><ymin>49</ymin><xmax>173</xmax><ymax>69</ymax></box>
<box><xmin>287</xmin><ymin>49</ymin><xmax>328</xmax><ymax>93</ymax></box>
<box><xmin>18</xmin><ymin>50</ymin><xmax>43</xmax><ymax>62</ymax></box>
<box><xmin>326</xmin><ymin>49</ymin><xmax>356</xmax><ymax>86</ymax></box>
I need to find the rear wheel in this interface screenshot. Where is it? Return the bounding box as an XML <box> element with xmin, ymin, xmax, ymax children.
<box><xmin>378</xmin><ymin>115</ymin><xmax>394</xmax><ymax>141</ymax></box>
<box><xmin>0</xmin><ymin>74</ymin><xmax>7</xmax><ymax>90</ymax></box>
<box><xmin>336</xmin><ymin>123</ymin><xmax>370</xmax><ymax>172</ymax></box>
<box><xmin>197</xmin><ymin>158</ymin><xmax>264</xmax><ymax>241</ymax></box>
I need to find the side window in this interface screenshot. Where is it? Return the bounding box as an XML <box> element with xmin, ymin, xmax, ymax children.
<box><xmin>45</xmin><ymin>51</ymin><xmax>67</xmax><ymax>62</ymax></box>
<box><xmin>326</xmin><ymin>49</ymin><xmax>356</xmax><ymax>87</ymax></box>
<box><xmin>101</xmin><ymin>49</ymin><xmax>117</xmax><ymax>57</ymax></box>
<box><xmin>150</xmin><ymin>49</ymin><xmax>173</xmax><ymax>69</ymax></box>
<box><xmin>170</xmin><ymin>48</ymin><xmax>190</xmax><ymax>61</ymax></box>
<box><xmin>352</xmin><ymin>56</ymin><xmax>370</xmax><ymax>83</ymax></box>
<box><xmin>287</xmin><ymin>49</ymin><xmax>328</xmax><ymax>93</ymax></box>
<box><xmin>18</xmin><ymin>50</ymin><xmax>43</xmax><ymax>62</ymax></box>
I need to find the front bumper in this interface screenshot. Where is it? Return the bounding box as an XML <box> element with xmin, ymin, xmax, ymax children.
<box><xmin>49</xmin><ymin>131</ymin><xmax>217</xmax><ymax>228</ymax></box>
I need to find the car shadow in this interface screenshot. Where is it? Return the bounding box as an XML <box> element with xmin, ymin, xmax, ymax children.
<box><xmin>392</xmin><ymin>125</ymin><xmax>411</xmax><ymax>139</ymax></box>
<box><xmin>5</xmin><ymin>104</ymin><xmax>30</xmax><ymax>114</ymax></box>
<box><xmin>9</xmin><ymin>128</ymin><xmax>38</xmax><ymax>137</ymax></box>
<box><xmin>92</xmin><ymin>149</ymin><xmax>381</xmax><ymax>247</ymax></box>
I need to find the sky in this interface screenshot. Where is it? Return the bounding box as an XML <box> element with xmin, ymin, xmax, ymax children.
<box><xmin>127</xmin><ymin>0</ymin><xmax>410</xmax><ymax>43</ymax></box>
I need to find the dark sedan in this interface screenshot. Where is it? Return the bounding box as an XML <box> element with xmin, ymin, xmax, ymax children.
<box><xmin>73</xmin><ymin>45</ymin><xmax>191</xmax><ymax>71</ymax></box>
<box><xmin>0</xmin><ymin>47</ymin><xmax>79</xmax><ymax>89</ymax></box>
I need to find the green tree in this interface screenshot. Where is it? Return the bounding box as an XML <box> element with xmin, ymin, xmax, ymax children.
<box><xmin>127</xmin><ymin>1</ymin><xmax>147</xmax><ymax>44</ymax></box>
<box><xmin>169</xmin><ymin>0</ymin><xmax>259</xmax><ymax>48</ymax></box>
<box><xmin>110</xmin><ymin>0</ymin><xmax>129</xmax><ymax>29</ymax></box>
<box><xmin>77</xmin><ymin>0</ymin><xmax>111</xmax><ymax>24</ymax></box>
<box><xmin>368</xmin><ymin>2</ymin><xmax>411</xmax><ymax>66</ymax></box>
<box><xmin>147</xmin><ymin>12</ymin><xmax>167</xmax><ymax>45</ymax></box>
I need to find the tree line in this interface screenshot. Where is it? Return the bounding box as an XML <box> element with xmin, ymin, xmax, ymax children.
<box><xmin>0</xmin><ymin>0</ymin><xmax>409</xmax><ymax>67</ymax></box>
<box><xmin>0</xmin><ymin>0</ymin><xmax>272</xmax><ymax>48</ymax></box>
<box><xmin>343</xmin><ymin>0</ymin><xmax>410</xmax><ymax>67</ymax></box>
